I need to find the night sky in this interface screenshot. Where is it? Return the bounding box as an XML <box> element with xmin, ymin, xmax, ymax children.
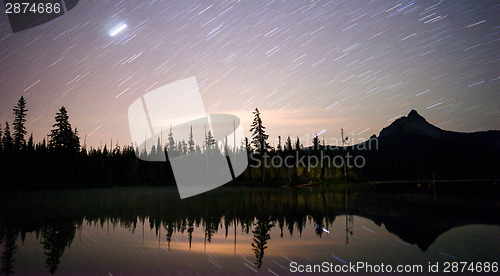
<box><xmin>0</xmin><ymin>0</ymin><xmax>499</xmax><ymax>148</ymax></box>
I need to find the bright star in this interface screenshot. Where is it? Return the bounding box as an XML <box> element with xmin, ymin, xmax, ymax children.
<box><xmin>109</xmin><ymin>23</ymin><xmax>127</xmax><ymax>37</ymax></box>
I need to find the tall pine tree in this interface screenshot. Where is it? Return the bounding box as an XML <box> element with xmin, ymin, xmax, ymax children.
<box><xmin>188</xmin><ymin>125</ymin><xmax>195</xmax><ymax>153</ymax></box>
<box><xmin>250</xmin><ymin>108</ymin><xmax>270</xmax><ymax>155</ymax></box>
<box><xmin>49</xmin><ymin>106</ymin><xmax>80</xmax><ymax>152</ymax></box>
<box><xmin>167</xmin><ymin>125</ymin><xmax>176</xmax><ymax>153</ymax></box>
<box><xmin>12</xmin><ymin>96</ymin><xmax>28</xmax><ymax>149</ymax></box>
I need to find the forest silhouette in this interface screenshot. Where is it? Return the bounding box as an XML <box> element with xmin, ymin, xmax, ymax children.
<box><xmin>0</xmin><ymin>97</ymin><xmax>499</xmax><ymax>189</ymax></box>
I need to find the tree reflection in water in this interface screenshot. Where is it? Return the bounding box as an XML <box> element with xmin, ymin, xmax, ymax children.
<box><xmin>0</xmin><ymin>184</ymin><xmax>498</xmax><ymax>274</ymax></box>
<box><xmin>251</xmin><ymin>216</ymin><xmax>274</xmax><ymax>268</ymax></box>
<box><xmin>41</xmin><ymin>222</ymin><xmax>76</xmax><ymax>274</ymax></box>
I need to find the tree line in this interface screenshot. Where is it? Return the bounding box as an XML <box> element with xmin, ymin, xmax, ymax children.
<box><xmin>0</xmin><ymin>97</ymin><xmax>362</xmax><ymax>189</ymax></box>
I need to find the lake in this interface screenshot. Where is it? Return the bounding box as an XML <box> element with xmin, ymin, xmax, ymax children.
<box><xmin>0</xmin><ymin>184</ymin><xmax>499</xmax><ymax>275</ymax></box>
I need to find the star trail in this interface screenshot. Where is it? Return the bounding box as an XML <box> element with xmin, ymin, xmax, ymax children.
<box><xmin>0</xmin><ymin>0</ymin><xmax>499</xmax><ymax>147</ymax></box>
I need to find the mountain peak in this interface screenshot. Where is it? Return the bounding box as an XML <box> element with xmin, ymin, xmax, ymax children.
<box><xmin>379</xmin><ymin>109</ymin><xmax>444</xmax><ymax>138</ymax></box>
<box><xmin>408</xmin><ymin>109</ymin><xmax>420</xmax><ymax>119</ymax></box>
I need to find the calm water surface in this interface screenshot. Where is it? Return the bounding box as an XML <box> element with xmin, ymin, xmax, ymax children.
<box><xmin>0</xmin><ymin>184</ymin><xmax>499</xmax><ymax>275</ymax></box>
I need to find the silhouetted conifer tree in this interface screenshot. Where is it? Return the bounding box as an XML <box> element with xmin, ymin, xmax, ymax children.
<box><xmin>167</xmin><ymin>126</ymin><xmax>175</xmax><ymax>153</ymax></box>
<box><xmin>27</xmin><ymin>133</ymin><xmax>34</xmax><ymax>152</ymax></box>
<box><xmin>285</xmin><ymin>136</ymin><xmax>292</xmax><ymax>152</ymax></box>
<box><xmin>2</xmin><ymin>122</ymin><xmax>12</xmax><ymax>151</ymax></box>
<box><xmin>205</xmin><ymin>130</ymin><xmax>216</xmax><ymax>150</ymax></box>
<box><xmin>295</xmin><ymin>136</ymin><xmax>302</xmax><ymax>151</ymax></box>
<box><xmin>12</xmin><ymin>96</ymin><xmax>28</xmax><ymax>150</ymax></box>
<box><xmin>49</xmin><ymin>107</ymin><xmax>80</xmax><ymax>152</ymax></box>
<box><xmin>250</xmin><ymin>108</ymin><xmax>270</xmax><ymax>155</ymax></box>
<box><xmin>313</xmin><ymin>134</ymin><xmax>319</xmax><ymax>151</ymax></box>
<box><xmin>188</xmin><ymin>125</ymin><xmax>195</xmax><ymax>153</ymax></box>
<box><xmin>276</xmin><ymin>135</ymin><xmax>282</xmax><ymax>153</ymax></box>
<box><xmin>181</xmin><ymin>140</ymin><xmax>187</xmax><ymax>154</ymax></box>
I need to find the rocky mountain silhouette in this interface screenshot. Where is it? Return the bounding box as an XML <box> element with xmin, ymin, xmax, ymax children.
<box><xmin>379</xmin><ymin>109</ymin><xmax>446</xmax><ymax>139</ymax></box>
<box><xmin>346</xmin><ymin>110</ymin><xmax>500</xmax><ymax>181</ymax></box>
<box><xmin>378</xmin><ymin>109</ymin><xmax>500</xmax><ymax>147</ymax></box>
